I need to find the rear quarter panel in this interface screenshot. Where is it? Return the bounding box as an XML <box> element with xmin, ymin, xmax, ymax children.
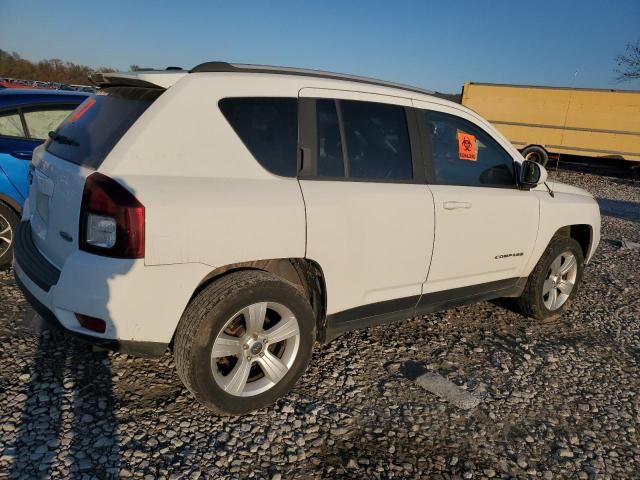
<box><xmin>100</xmin><ymin>74</ymin><xmax>306</xmax><ymax>270</ymax></box>
<box><xmin>0</xmin><ymin>153</ymin><xmax>27</xmax><ymax>211</ymax></box>
<box><xmin>0</xmin><ymin>152</ymin><xmax>30</xmax><ymax>200</ymax></box>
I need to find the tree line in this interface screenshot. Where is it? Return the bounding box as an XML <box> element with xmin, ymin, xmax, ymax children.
<box><xmin>1</xmin><ymin>43</ymin><xmax>637</xmax><ymax>89</ymax></box>
<box><xmin>0</xmin><ymin>49</ymin><xmax>114</xmax><ymax>85</ymax></box>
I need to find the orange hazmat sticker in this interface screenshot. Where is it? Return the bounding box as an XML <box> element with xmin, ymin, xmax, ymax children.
<box><xmin>457</xmin><ymin>131</ymin><xmax>477</xmax><ymax>161</ymax></box>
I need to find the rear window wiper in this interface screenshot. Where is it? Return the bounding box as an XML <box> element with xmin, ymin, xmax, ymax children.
<box><xmin>48</xmin><ymin>131</ymin><xmax>79</xmax><ymax>146</ymax></box>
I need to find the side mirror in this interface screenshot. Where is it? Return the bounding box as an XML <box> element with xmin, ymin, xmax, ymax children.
<box><xmin>520</xmin><ymin>160</ymin><xmax>548</xmax><ymax>187</ymax></box>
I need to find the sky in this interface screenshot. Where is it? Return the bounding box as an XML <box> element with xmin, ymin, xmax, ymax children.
<box><xmin>1</xmin><ymin>0</ymin><xmax>639</xmax><ymax>93</ymax></box>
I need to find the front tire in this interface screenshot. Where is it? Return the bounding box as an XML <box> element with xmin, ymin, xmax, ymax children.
<box><xmin>0</xmin><ymin>203</ymin><xmax>19</xmax><ymax>270</ymax></box>
<box><xmin>521</xmin><ymin>145</ymin><xmax>549</xmax><ymax>167</ymax></box>
<box><xmin>174</xmin><ymin>270</ymin><xmax>315</xmax><ymax>415</ymax></box>
<box><xmin>516</xmin><ymin>236</ymin><xmax>584</xmax><ymax>320</ymax></box>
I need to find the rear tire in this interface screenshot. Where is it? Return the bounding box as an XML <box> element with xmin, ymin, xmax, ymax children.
<box><xmin>174</xmin><ymin>270</ymin><xmax>315</xmax><ymax>415</ymax></box>
<box><xmin>521</xmin><ymin>145</ymin><xmax>549</xmax><ymax>167</ymax></box>
<box><xmin>0</xmin><ymin>203</ymin><xmax>19</xmax><ymax>270</ymax></box>
<box><xmin>516</xmin><ymin>236</ymin><xmax>584</xmax><ymax>320</ymax></box>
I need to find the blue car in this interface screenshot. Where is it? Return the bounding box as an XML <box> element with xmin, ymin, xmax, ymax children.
<box><xmin>0</xmin><ymin>88</ymin><xmax>89</xmax><ymax>268</ymax></box>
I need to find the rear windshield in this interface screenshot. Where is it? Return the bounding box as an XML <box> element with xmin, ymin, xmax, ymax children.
<box><xmin>46</xmin><ymin>86</ymin><xmax>163</xmax><ymax>169</ymax></box>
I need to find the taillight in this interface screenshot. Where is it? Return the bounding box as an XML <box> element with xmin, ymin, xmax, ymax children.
<box><xmin>79</xmin><ymin>172</ymin><xmax>145</xmax><ymax>258</ymax></box>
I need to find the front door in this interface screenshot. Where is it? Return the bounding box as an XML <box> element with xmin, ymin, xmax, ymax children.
<box><xmin>412</xmin><ymin>102</ymin><xmax>540</xmax><ymax>294</ymax></box>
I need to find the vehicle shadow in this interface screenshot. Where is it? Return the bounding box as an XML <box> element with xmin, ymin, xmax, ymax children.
<box><xmin>596</xmin><ymin>198</ymin><xmax>640</xmax><ymax>224</ymax></box>
<box><xmin>555</xmin><ymin>156</ymin><xmax>640</xmax><ymax>180</ymax></box>
<box><xmin>8</xmin><ymin>324</ymin><xmax>120</xmax><ymax>479</ymax></box>
<box><xmin>7</xmin><ymin>159</ymin><xmax>139</xmax><ymax>478</ymax></box>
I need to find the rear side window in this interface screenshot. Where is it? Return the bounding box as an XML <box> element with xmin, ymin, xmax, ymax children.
<box><xmin>23</xmin><ymin>107</ymin><xmax>76</xmax><ymax>140</ymax></box>
<box><xmin>425</xmin><ymin>111</ymin><xmax>516</xmax><ymax>188</ymax></box>
<box><xmin>47</xmin><ymin>87</ymin><xmax>162</xmax><ymax>169</ymax></box>
<box><xmin>0</xmin><ymin>110</ymin><xmax>25</xmax><ymax>138</ymax></box>
<box><xmin>340</xmin><ymin>100</ymin><xmax>412</xmax><ymax>180</ymax></box>
<box><xmin>316</xmin><ymin>99</ymin><xmax>344</xmax><ymax>177</ymax></box>
<box><xmin>219</xmin><ymin>98</ymin><xmax>298</xmax><ymax>177</ymax></box>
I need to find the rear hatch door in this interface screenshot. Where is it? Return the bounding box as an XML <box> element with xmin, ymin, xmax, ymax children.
<box><xmin>29</xmin><ymin>86</ymin><xmax>163</xmax><ymax>268</ymax></box>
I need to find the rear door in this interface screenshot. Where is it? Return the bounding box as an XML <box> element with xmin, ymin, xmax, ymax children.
<box><xmin>413</xmin><ymin>100</ymin><xmax>540</xmax><ymax>294</ymax></box>
<box><xmin>298</xmin><ymin>88</ymin><xmax>435</xmax><ymax>317</ymax></box>
<box><xmin>27</xmin><ymin>87</ymin><xmax>163</xmax><ymax>268</ymax></box>
<box><xmin>0</xmin><ymin>108</ymin><xmax>38</xmax><ymax>200</ymax></box>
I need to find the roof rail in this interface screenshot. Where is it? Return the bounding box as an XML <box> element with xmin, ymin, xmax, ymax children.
<box><xmin>190</xmin><ymin>61</ymin><xmax>435</xmax><ymax>96</ymax></box>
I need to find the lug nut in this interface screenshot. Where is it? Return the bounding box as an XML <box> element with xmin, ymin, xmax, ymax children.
<box><xmin>242</xmin><ymin>344</ymin><xmax>249</xmax><ymax>350</ymax></box>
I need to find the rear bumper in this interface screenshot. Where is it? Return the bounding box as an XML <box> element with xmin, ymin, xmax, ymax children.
<box><xmin>15</xmin><ymin>272</ymin><xmax>167</xmax><ymax>357</ymax></box>
<box><xmin>14</xmin><ymin>221</ymin><xmax>60</xmax><ymax>292</ymax></box>
<box><xmin>13</xmin><ymin>220</ymin><xmax>171</xmax><ymax>357</ymax></box>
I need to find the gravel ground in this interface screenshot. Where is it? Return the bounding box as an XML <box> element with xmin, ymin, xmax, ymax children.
<box><xmin>1</xmin><ymin>169</ymin><xmax>639</xmax><ymax>480</ymax></box>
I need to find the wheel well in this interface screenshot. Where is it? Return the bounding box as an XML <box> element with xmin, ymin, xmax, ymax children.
<box><xmin>0</xmin><ymin>195</ymin><xmax>22</xmax><ymax>217</ymax></box>
<box><xmin>553</xmin><ymin>224</ymin><xmax>592</xmax><ymax>259</ymax></box>
<box><xmin>175</xmin><ymin>258</ymin><xmax>328</xmax><ymax>346</ymax></box>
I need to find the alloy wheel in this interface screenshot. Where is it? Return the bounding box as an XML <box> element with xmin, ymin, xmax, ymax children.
<box><xmin>0</xmin><ymin>214</ymin><xmax>13</xmax><ymax>258</ymax></box>
<box><xmin>210</xmin><ymin>302</ymin><xmax>301</xmax><ymax>397</ymax></box>
<box><xmin>543</xmin><ymin>251</ymin><xmax>578</xmax><ymax>310</ymax></box>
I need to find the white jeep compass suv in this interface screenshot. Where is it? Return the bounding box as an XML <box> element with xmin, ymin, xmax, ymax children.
<box><xmin>14</xmin><ymin>62</ymin><xmax>601</xmax><ymax>415</ymax></box>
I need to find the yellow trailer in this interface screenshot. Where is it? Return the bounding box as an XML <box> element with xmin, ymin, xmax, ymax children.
<box><xmin>461</xmin><ymin>82</ymin><xmax>640</xmax><ymax>165</ymax></box>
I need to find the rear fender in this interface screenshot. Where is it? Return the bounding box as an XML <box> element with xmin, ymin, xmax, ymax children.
<box><xmin>0</xmin><ymin>152</ymin><xmax>29</xmax><ymax>202</ymax></box>
<box><xmin>0</xmin><ymin>170</ymin><xmax>24</xmax><ymax>214</ymax></box>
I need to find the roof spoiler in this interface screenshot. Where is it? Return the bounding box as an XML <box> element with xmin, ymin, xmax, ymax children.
<box><xmin>88</xmin><ymin>69</ymin><xmax>185</xmax><ymax>89</ymax></box>
<box><xmin>88</xmin><ymin>72</ymin><xmax>157</xmax><ymax>89</ymax></box>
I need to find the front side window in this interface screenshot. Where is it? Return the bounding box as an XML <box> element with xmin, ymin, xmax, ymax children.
<box><xmin>0</xmin><ymin>110</ymin><xmax>25</xmax><ymax>138</ymax></box>
<box><xmin>426</xmin><ymin>110</ymin><xmax>516</xmax><ymax>188</ymax></box>
<box><xmin>340</xmin><ymin>100</ymin><xmax>412</xmax><ymax>180</ymax></box>
<box><xmin>24</xmin><ymin>107</ymin><xmax>75</xmax><ymax>140</ymax></box>
<box><xmin>219</xmin><ymin>97</ymin><xmax>298</xmax><ymax>177</ymax></box>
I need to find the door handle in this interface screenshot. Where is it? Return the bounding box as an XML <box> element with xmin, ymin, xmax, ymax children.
<box><xmin>443</xmin><ymin>201</ymin><xmax>472</xmax><ymax>210</ymax></box>
<box><xmin>10</xmin><ymin>151</ymin><xmax>32</xmax><ymax>160</ymax></box>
